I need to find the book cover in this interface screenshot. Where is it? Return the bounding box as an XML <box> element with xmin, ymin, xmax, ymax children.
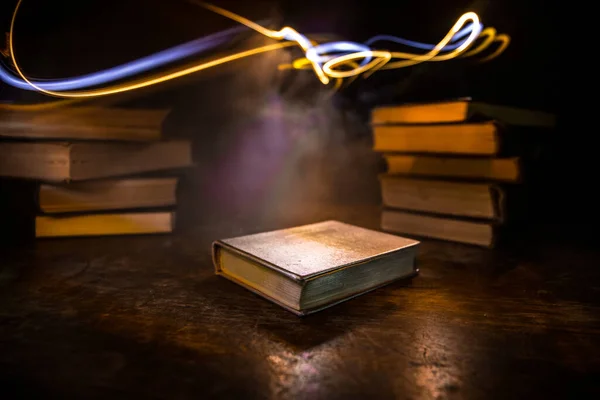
<box><xmin>213</xmin><ymin>220</ymin><xmax>420</xmax><ymax>315</ymax></box>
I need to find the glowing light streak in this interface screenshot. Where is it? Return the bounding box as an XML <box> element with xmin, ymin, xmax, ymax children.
<box><xmin>9</xmin><ymin>39</ymin><xmax>296</xmax><ymax>98</ymax></box>
<box><xmin>365</xmin><ymin>22</ymin><xmax>480</xmax><ymax>50</ymax></box>
<box><xmin>4</xmin><ymin>0</ymin><xmax>510</xmax><ymax>99</ymax></box>
<box><xmin>197</xmin><ymin>1</ymin><xmax>331</xmax><ymax>84</ymax></box>
<box><xmin>0</xmin><ymin>25</ymin><xmax>247</xmax><ymax>91</ymax></box>
<box><xmin>196</xmin><ymin>3</ymin><xmax>485</xmax><ymax>78</ymax></box>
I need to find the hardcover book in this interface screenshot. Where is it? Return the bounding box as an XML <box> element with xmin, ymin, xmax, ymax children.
<box><xmin>35</xmin><ymin>211</ymin><xmax>175</xmax><ymax>238</ymax></box>
<box><xmin>212</xmin><ymin>220</ymin><xmax>420</xmax><ymax>316</ymax></box>
<box><xmin>39</xmin><ymin>177</ymin><xmax>179</xmax><ymax>213</ymax></box>
<box><xmin>0</xmin><ymin>107</ymin><xmax>169</xmax><ymax>141</ymax></box>
<box><xmin>371</xmin><ymin>100</ymin><xmax>556</xmax><ymax>127</ymax></box>
<box><xmin>0</xmin><ymin>140</ymin><xmax>192</xmax><ymax>181</ymax></box>
<box><xmin>379</xmin><ymin>175</ymin><xmax>506</xmax><ymax>222</ymax></box>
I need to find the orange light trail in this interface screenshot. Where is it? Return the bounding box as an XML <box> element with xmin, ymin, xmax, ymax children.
<box><xmin>6</xmin><ymin>0</ymin><xmax>510</xmax><ymax>99</ymax></box>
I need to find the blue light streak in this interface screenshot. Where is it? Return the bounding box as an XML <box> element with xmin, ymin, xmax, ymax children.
<box><xmin>0</xmin><ymin>25</ymin><xmax>249</xmax><ymax>91</ymax></box>
<box><xmin>1</xmin><ymin>0</ymin><xmax>492</xmax><ymax>97</ymax></box>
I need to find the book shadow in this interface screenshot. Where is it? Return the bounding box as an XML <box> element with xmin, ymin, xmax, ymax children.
<box><xmin>264</xmin><ymin>278</ymin><xmax>419</xmax><ymax>351</ymax></box>
<box><xmin>192</xmin><ymin>274</ymin><xmax>419</xmax><ymax>352</ymax></box>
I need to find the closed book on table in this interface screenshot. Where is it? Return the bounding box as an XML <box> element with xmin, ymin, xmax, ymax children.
<box><xmin>213</xmin><ymin>220</ymin><xmax>420</xmax><ymax>316</ymax></box>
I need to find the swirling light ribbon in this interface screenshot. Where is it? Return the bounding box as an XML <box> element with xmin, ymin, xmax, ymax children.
<box><xmin>0</xmin><ymin>0</ymin><xmax>510</xmax><ymax>99</ymax></box>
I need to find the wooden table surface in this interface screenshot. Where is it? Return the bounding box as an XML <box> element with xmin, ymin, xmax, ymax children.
<box><xmin>1</xmin><ymin>199</ymin><xmax>599</xmax><ymax>400</ymax></box>
<box><xmin>0</xmin><ymin>90</ymin><xmax>592</xmax><ymax>399</ymax></box>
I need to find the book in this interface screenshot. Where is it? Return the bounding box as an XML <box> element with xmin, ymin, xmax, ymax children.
<box><xmin>39</xmin><ymin>177</ymin><xmax>178</xmax><ymax>213</ymax></box>
<box><xmin>35</xmin><ymin>211</ymin><xmax>175</xmax><ymax>238</ymax></box>
<box><xmin>371</xmin><ymin>122</ymin><xmax>548</xmax><ymax>156</ymax></box>
<box><xmin>371</xmin><ymin>100</ymin><xmax>556</xmax><ymax>127</ymax></box>
<box><xmin>372</xmin><ymin>122</ymin><xmax>499</xmax><ymax>155</ymax></box>
<box><xmin>0</xmin><ymin>140</ymin><xmax>192</xmax><ymax>181</ymax></box>
<box><xmin>380</xmin><ymin>176</ymin><xmax>505</xmax><ymax>221</ymax></box>
<box><xmin>381</xmin><ymin>209</ymin><xmax>496</xmax><ymax>247</ymax></box>
<box><xmin>0</xmin><ymin>107</ymin><xmax>169</xmax><ymax>141</ymax></box>
<box><xmin>383</xmin><ymin>155</ymin><xmax>520</xmax><ymax>182</ymax></box>
<box><xmin>212</xmin><ymin>220</ymin><xmax>420</xmax><ymax>316</ymax></box>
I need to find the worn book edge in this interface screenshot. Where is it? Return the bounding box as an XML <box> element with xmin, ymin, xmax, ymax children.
<box><xmin>381</xmin><ymin>154</ymin><xmax>522</xmax><ymax>183</ymax></box>
<box><xmin>378</xmin><ymin>174</ymin><xmax>506</xmax><ymax>222</ymax></box>
<box><xmin>380</xmin><ymin>207</ymin><xmax>499</xmax><ymax>248</ymax></box>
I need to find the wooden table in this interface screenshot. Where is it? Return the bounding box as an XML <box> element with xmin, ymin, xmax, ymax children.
<box><xmin>0</xmin><ymin>88</ymin><xmax>592</xmax><ymax>398</ymax></box>
<box><xmin>1</xmin><ymin>199</ymin><xmax>599</xmax><ymax>400</ymax></box>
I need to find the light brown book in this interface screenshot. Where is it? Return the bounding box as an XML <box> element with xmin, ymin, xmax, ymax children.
<box><xmin>213</xmin><ymin>220</ymin><xmax>419</xmax><ymax>316</ymax></box>
<box><xmin>371</xmin><ymin>100</ymin><xmax>556</xmax><ymax>127</ymax></box>
<box><xmin>384</xmin><ymin>155</ymin><xmax>520</xmax><ymax>182</ymax></box>
<box><xmin>0</xmin><ymin>140</ymin><xmax>192</xmax><ymax>181</ymax></box>
<box><xmin>381</xmin><ymin>209</ymin><xmax>495</xmax><ymax>247</ymax></box>
<box><xmin>380</xmin><ymin>176</ymin><xmax>505</xmax><ymax>221</ymax></box>
<box><xmin>0</xmin><ymin>107</ymin><xmax>169</xmax><ymax>141</ymax></box>
<box><xmin>35</xmin><ymin>211</ymin><xmax>175</xmax><ymax>238</ymax></box>
<box><xmin>373</xmin><ymin>122</ymin><xmax>500</xmax><ymax>155</ymax></box>
<box><xmin>39</xmin><ymin>177</ymin><xmax>178</xmax><ymax>213</ymax></box>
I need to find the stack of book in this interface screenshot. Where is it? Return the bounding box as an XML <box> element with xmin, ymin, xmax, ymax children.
<box><xmin>370</xmin><ymin>99</ymin><xmax>556</xmax><ymax>247</ymax></box>
<box><xmin>0</xmin><ymin>106</ymin><xmax>192</xmax><ymax>239</ymax></box>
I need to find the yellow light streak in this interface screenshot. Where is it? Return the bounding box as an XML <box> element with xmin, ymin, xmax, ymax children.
<box><xmin>478</xmin><ymin>34</ymin><xmax>511</xmax><ymax>63</ymax></box>
<box><xmin>7</xmin><ymin>0</ymin><xmax>510</xmax><ymax>100</ymax></box>
<box><xmin>9</xmin><ymin>1</ymin><xmax>296</xmax><ymax>98</ymax></box>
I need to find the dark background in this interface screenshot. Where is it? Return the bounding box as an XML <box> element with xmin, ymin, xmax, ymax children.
<box><xmin>0</xmin><ymin>0</ymin><xmax>559</xmax><ymax>110</ymax></box>
<box><xmin>0</xmin><ymin>0</ymin><xmax>571</xmax><ymax>234</ymax></box>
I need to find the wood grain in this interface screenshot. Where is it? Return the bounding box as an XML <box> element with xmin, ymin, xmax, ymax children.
<box><xmin>1</xmin><ymin>204</ymin><xmax>599</xmax><ymax>399</ymax></box>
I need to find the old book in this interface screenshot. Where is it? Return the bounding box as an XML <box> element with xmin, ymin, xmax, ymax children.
<box><xmin>39</xmin><ymin>177</ymin><xmax>178</xmax><ymax>213</ymax></box>
<box><xmin>0</xmin><ymin>107</ymin><xmax>169</xmax><ymax>141</ymax></box>
<box><xmin>381</xmin><ymin>209</ymin><xmax>496</xmax><ymax>247</ymax></box>
<box><xmin>371</xmin><ymin>122</ymin><xmax>548</xmax><ymax>156</ymax></box>
<box><xmin>35</xmin><ymin>211</ymin><xmax>175</xmax><ymax>237</ymax></box>
<box><xmin>380</xmin><ymin>176</ymin><xmax>505</xmax><ymax>221</ymax></box>
<box><xmin>371</xmin><ymin>100</ymin><xmax>556</xmax><ymax>127</ymax></box>
<box><xmin>0</xmin><ymin>140</ymin><xmax>192</xmax><ymax>181</ymax></box>
<box><xmin>213</xmin><ymin>220</ymin><xmax>420</xmax><ymax>316</ymax></box>
<box><xmin>372</xmin><ymin>122</ymin><xmax>497</xmax><ymax>155</ymax></box>
<box><xmin>384</xmin><ymin>155</ymin><xmax>520</xmax><ymax>182</ymax></box>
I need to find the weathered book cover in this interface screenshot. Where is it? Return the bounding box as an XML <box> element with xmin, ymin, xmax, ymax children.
<box><xmin>212</xmin><ymin>220</ymin><xmax>420</xmax><ymax>315</ymax></box>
